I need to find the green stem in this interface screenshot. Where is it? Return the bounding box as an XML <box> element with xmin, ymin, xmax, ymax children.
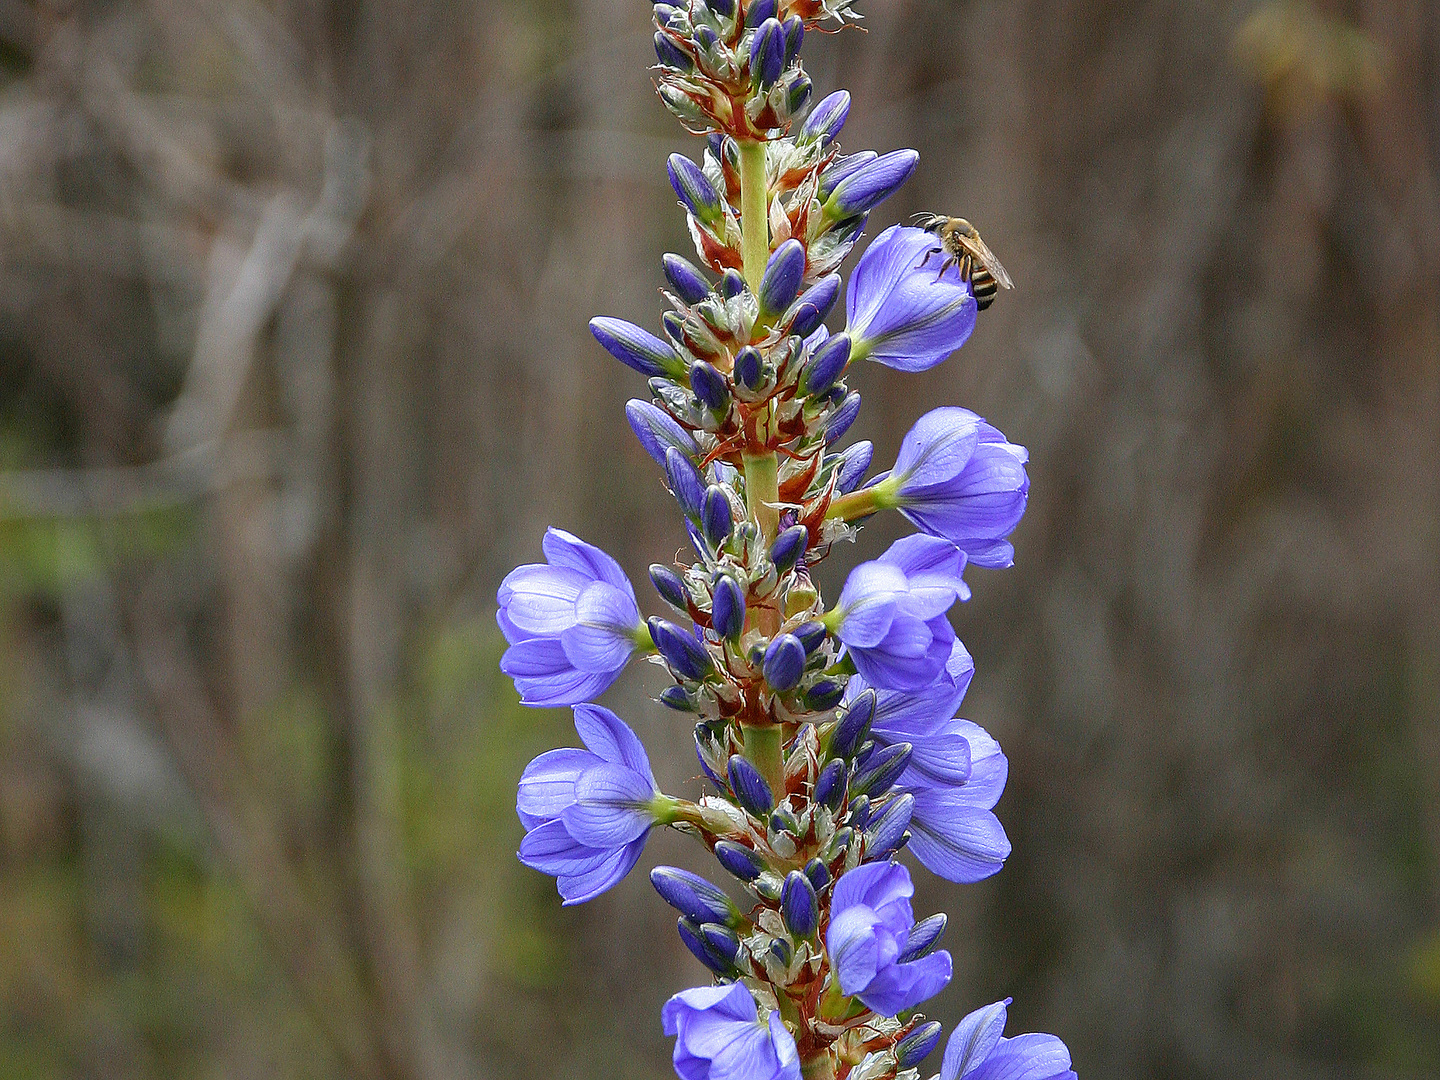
<box><xmin>738</xmin><ymin>139</ymin><xmax>769</xmax><ymax>292</ymax></box>
<box><xmin>824</xmin><ymin>477</ymin><xmax>899</xmax><ymax>522</ymax></box>
<box><xmin>743</xmin><ymin>449</ymin><xmax>781</xmax><ymax>544</ymax></box>
<box><xmin>800</xmin><ymin>1055</ymin><xmax>837</xmax><ymax>1080</ymax></box>
<box><xmin>741</xmin><ymin>722</ymin><xmax>785</xmax><ymax>804</ymax></box>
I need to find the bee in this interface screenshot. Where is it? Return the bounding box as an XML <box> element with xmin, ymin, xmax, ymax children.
<box><xmin>911</xmin><ymin>215</ymin><xmax>1014</xmax><ymax>310</ymax></box>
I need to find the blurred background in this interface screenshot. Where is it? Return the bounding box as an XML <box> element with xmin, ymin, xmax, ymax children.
<box><xmin>0</xmin><ymin>0</ymin><xmax>1437</xmax><ymax>1077</ymax></box>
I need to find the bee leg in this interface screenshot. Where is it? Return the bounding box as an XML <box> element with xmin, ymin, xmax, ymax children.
<box><xmin>933</xmin><ymin>255</ymin><xmax>957</xmax><ymax>283</ymax></box>
<box><xmin>916</xmin><ymin>246</ymin><xmax>943</xmax><ymax>269</ymax></box>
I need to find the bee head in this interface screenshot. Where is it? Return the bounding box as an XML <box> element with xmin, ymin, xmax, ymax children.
<box><xmin>910</xmin><ymin>213</ymin><xmax>947</xmax><ymax>234</ymax></box>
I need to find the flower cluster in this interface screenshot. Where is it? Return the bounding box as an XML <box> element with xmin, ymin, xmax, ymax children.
<box><xmin>499</xmin><ymin>3</ymin><xmax>1072</xmax><ymax>1079</ymax></box>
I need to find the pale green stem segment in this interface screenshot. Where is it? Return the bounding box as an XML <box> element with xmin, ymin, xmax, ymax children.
<box><xmin>743</xmin><ymin>449</ymin><xmax>781</xmax><ymax>544</ymax></box>
<box><xmin>741</xmin><ymin>722</ymin><xmax>785</xmax><ymax>806</ymax></box>
<box><xmin>824</xmin><ymin>475</ymin><xmax>901</xmax><ymax>523</ymax></box>
<box><xmin>800</xmin><ymin>1054</ymin><xmax>838</xmax><ymax>1080</ymax></box>
<box><xmin>738</xmin><ymin>139</ymin><xmax>770</xmax><ymax>293</ymax></box>
<box><xmin>648</xmin><ymin>794</ymin><xmax>684</xmax><ymax>825</ymax></box>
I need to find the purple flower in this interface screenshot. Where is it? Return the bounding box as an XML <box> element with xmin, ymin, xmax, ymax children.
<box><xmin>845</xmin><ymin>226</ymin><xmax>976</xmax><ymax>372</ymax></box>
<box><xmin>902</xmin><ymin>720</ymin><xmax>1011</xmax><ymax>883</ymax></box>
<box><xmin>826</xmin><ymin>861</ymin><xmax>952</xmax><ymax>1016</ymax></box>
<box><xmin>498</xmin><ymin>528</ymin><xmax>646</xmax><ymax>707</ymax></box>
<box><xmin>516</xmin><ymin>704</ymin><xmax>662</xmax><ymax>905</ymax></box>
<box><xmin>843</xmin><ymin>642</ymin><xmax>1011</xmax><ymax>883</ymax></box>
<box><xmin>880</xmin><ymin>408</ymin><xmax>1030</xmax><ymax>569</ymax></box>
<box><xmin>825</xmin><ymin>534</ymin><xmax>969</xmax><ymax>691</ymax></box>
<box><xmin>826</xmin><ymin>149</ymin><xmax>919</xmax><ymax>218</ymax></box>
<box><xmin>940</xmin><ymin>999</ymin><xmax>1077</xmax><ymax>1080</ymax></box>
<box><xmin>662</xmin><ymin>983</ymin><xmax>801</xmax><ymax>1080</ymax></box>
<box><xmin>843</xmin><ymin>639</ymin><xmax>975</xmax><ymax>786</ymax></box>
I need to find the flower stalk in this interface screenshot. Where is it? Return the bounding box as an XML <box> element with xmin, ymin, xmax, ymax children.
<box><xmin>739</xmin><ymin>139</ymin><xmax>770</xmax><ymax>292</ymax></box>
<box><xmin>501</xmin><ymin>4</ymin><xmax>1073</xmax><ymax>1080</ymax></box>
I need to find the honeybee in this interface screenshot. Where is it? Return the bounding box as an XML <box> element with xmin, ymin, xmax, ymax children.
<box><xmin>911</xmin><ymin>215</ymin><xmax>1014</xmax><ymax>310</ymax></box>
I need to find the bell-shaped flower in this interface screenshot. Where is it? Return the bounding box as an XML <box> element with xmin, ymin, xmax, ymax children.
<box><xmin>940</xmin><ymin>999</ymin><xmax>1077</xmax><ymax>1080</ymax></box>
<box><xmin>842</xmin><ymin>640</ymin><xmax>1011</xmax><ymax>883</ymax></box>
<box><xmin>901</xmin><ymin>719</ymin><xmax>1011</xmax><ymax>883</ymax></box>
<box><xmin>826</xmin><ymin>861</ymin><xmax>952</xmax><ymax>1016</ymax></box>
<box><xmin>662</xmin><ymin>983</ymin><xmax>801</xmax><ymax>1080</ymax></box>
<box><xmin>498</xmin><ymin>528</ymin><xmax>648</xmax><ymax>707</ymax></box>
<box><xmin>845</xmin><ymin>226</ymin><xmax>976</xmax><ymax>372</ymax></box>
<box><xmin>843</xmin><ymin>639</ymin><xmax>974</xmax><ymax>786</ymax></box>
<box><xmin>824</xmin><ymin>534</ymin><xmax>969</xmax><ymax>691</ymax></box>
<box><xmin>877</xmin><ymin>407</ymin><xmax>1030</xmax><ymax>569</ymax></box>
<box><xmin>516</xmin><ymin>704</ymin><xmax>666</xmax><ymax>905</ymax></box>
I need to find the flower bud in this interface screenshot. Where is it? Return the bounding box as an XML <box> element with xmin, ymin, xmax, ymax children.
<box><xmin>800</xmin><ymin>90</ymin><xmax>850</xmax><ymax>145</ymax></box>
<box><xmin>699</xmin><ymin>922</ymin><xmax>741</xmax><ymax>963</ymax></box>
<box><xmin>769</xmin><ymin>524</ymin><xmax>809</xmax><ymax>571</ymax></box>
<box><xmin>781</xmin><ymin>870</ymin><xmax>819</xmax><ymax>937</ymax></box>
<box><xmin>786</xmin><ymin>79</ymin><xmax>812</xmax><ymax>123</ymax></box>
<box><xmin>659</xmin><ymin>83</ymin><xmax>709</xmax><ymax>127</ymax></box>
<box><xmin>668</xmin><ymin>154</ymin><xmax>724</xmax><ymax>225</ymax></box>
<box><xmin>749</xmin><ymin>17</ymin><xmax>786</xmax><ymax>88</ymax></box>
<box><xmin>719</xmin><ymin>268</ymin><xmax>746</xmax><ymax>298</ymax></box>
<box><xmin>762</xmin><ymin>633</ymin><xmax>805</xmax><ymax>692</ymax></box>
<box><xmin>768</xmin><ymin>803</ymin><xmax>801</xmax><ymax>838</ymax></box>
<box><xmin>825</xmin><ymin>391</ymin><xmax>861</xmax><ymax>444</ymax></box>
<box><xmin>833</xmin><ymin>439</ymin><xmax>873</xmax><ymax>493</ymax></box>
<box><xmin>825</xmin><ymin>826</ymin><xmax>854</xmax><ymax>861</ymax></box>
<box><xmin>650</xmin><ymin>563</ymin><xmax>690</xmax><ymax>610</ymax></box>
<box><xmin>813</xmin><ymin>758</ymin><xmax>846</xmax><ymax>810</ymax></box>
<box><xmin>663</xmin><ymin>253</ymin><xmax>712</xmax><ymax>304</ymax></box>
<box><xmin>665</xmin><ymin>446</ymin><xmax>705</xmax><ymax>519</ymax></box>
<box><xmin>792</xmin><ymin>620</ymin><xmax>827</xmax><ymax>653</ymax></box>
<box><xmin>803</xmin><ymin>857</ymin><xmax>830</xmax><ymax>892</ymax></box>
<box><xmin>831</xmin><ymin>689</ymin><xmax>875</xmax><ymax>758</ymax></box>
<box><xmin>654</xmin><ymin>31</ymin><xmax>693</xmax><ymax>71</ymax></box>
<box><xmin>898</xmin><ymin>913</ymin><xmax>948</xmax><ymax>963</ymax></box>
<box><xmin>817</xmin><ymin>150</ymin><xmax>875</xmax><ymax>201</ymax></box>
<box><xmin>782</xmin><ymin>15</ymin><xmax>803</xmax><ymax>64</ymax></box>
<box><xmin>627</xmin><ymin>400</ymin><xmax>698</xmax><ymax>467</ymax></box>
<box><xmin>826</xmin><ymin>148</ymin><xmax>919</xmax><ymax>217</ymax></box>
<box><xmin>803</xmin><ymin>680</ymin><xmax>845</xmax><ymax>711</ymax></box>
<box><xmin>745</xmin><ymin>0</ymin><xmax>777</xmax><ymax>28</ymax></box>
<box><xmin>591</xmin><ymin>317</ymin><xmax>682</xmax><ymax>377</ymax></box>
<box><xmin>850</xmin><ymin>741</ymin><xmax>912</xmax><ymax>799</ymax></box>
<box><xmin>768</xmin><ymin>936</ymin><xmax>793</xmax><ymax>966</ymax></box>
<box><xmin>787</xmin><ymin>275</ymin><xmax>839</xmax><ymax>338</ymax></box>
<box><xmin>651</xmin><ymin>866</ymin><xmax>741</xmax><ymax>926</ymax></box>
<box><xmin>660</xmin><ymin>685</ymin><xmax>697</xmax><ymax>711</ymax></box>
<box><xmin>695</xmin><ymin>727</ymin><xmax>727</xmax><ymax>786</ymax></box>
<box><xmin>847</xmin><ymin>794</ymin><xmax>870</xmax><ymax>829</ymax></box>
<box><xmin>713</xmin><ymin>840</ymin><xmax>765</xmax><ymax>881</ymax></box>
<box><xmin>711</xmin><ymin>575</ymin><xmax>746</xmax><ymax>639</ymax></box>
<box><xmin>895</xmin><ymin>1021</ymin><xmax>943</xmax><ymax>1068</ymax></box>
<box><xmin>734</xmin><ymin>346</ymin><xmax>763</xmax><ymax>390</ymax></box>
<box><xmin>802</xmin><ymin>332</ymin><xmax>850</xmax><ymax>395</ymax></box>
<box><xmin>726</xmin><ymin>753</ymin><xmax>774</xmax><ymax>816</ymax></box>
<box><xmin>649</xmin><ymin>617</ymin><xmax>714</xmax><ymax>681</ymax></box>
<box><xmin>690</xmin><ymin>361</ymin><xmax>730</xmax><ymax>412</ymax></box>
<box><xmin>701</xmin><ymin>485</ymin><xmax>734</xmax><ymax>547</ymax></box>
<box><xmin>757</xmin><ymin>239</ymin><xmax>806</xmax><ymax>318</ymax></box>
<box><xmin>863</xmin><ymin>792</ymin><xmax>914</xmax><ymax>857</ymax></box>
<box><xmin>676</xmin><ymin>918</ymin><xmax>732</xmax><ymax>975</ymax></box>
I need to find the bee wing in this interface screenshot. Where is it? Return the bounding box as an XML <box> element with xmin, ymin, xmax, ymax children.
<box><xmin>957</xmin><ymin>232</ymin><xmax>1014</xmax><ymax>290</ymax></box>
